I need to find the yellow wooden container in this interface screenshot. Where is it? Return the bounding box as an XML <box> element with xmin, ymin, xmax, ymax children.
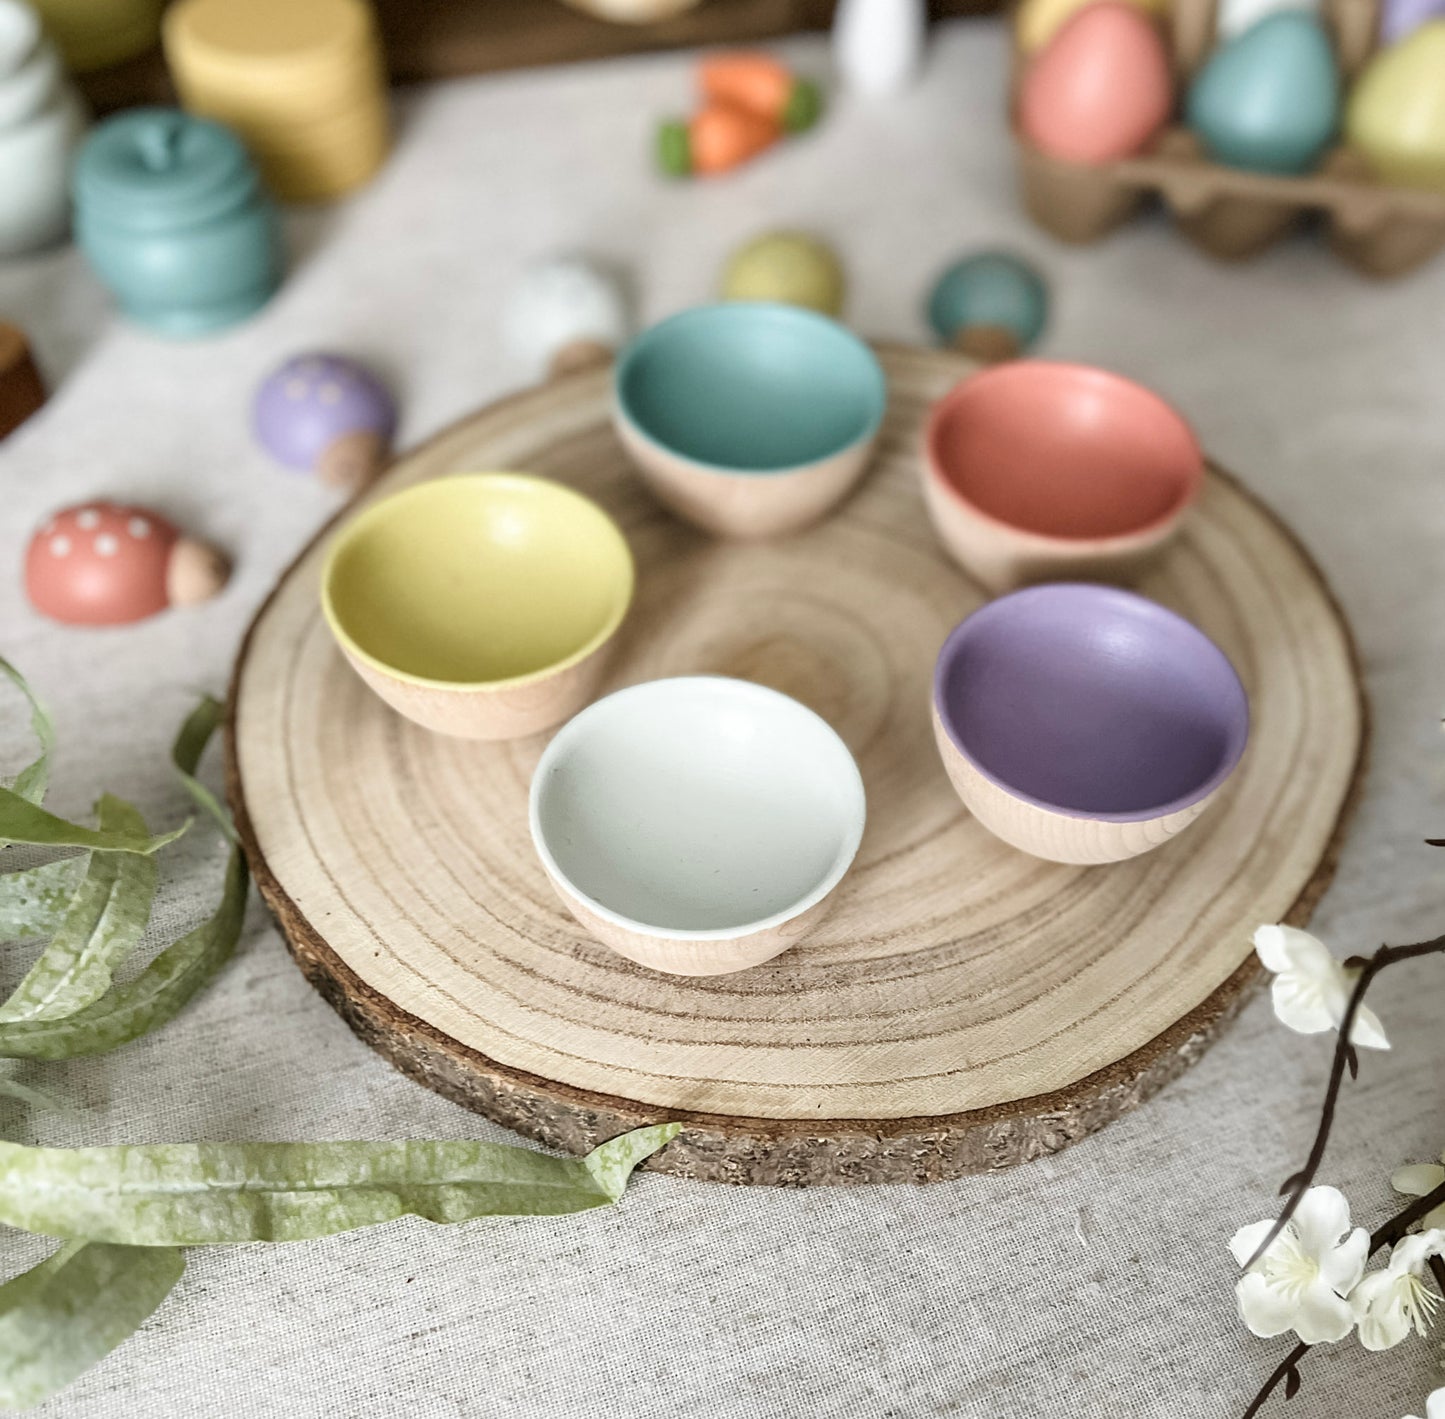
<box><xmin>163</xmin><ymin>0</ymin><xmax>390</xmax><ymax>202</ymax></box>
<box><xmin>31</xmin><ymin>0</ymin><xmax>163</xmax><ymax>72</ymax></box>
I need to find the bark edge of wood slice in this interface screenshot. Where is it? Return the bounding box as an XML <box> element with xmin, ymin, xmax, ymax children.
<box><xmin>225</xmin><ymin>344</ymin><xmax>1368</xmax><ymax>1186</ymax></box>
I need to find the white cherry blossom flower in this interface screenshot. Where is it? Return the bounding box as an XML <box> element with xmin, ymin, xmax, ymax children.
<box><xmin>1352</xmin><ymin>1231</ymin><xmax>1445</xmax><ymax>1351</ymax></box>
<box><xmin>1392</xmin><ymin>1151</ymin><xmax>1445</xmax><ymax>1233</ymax></box>
<box><xmin>1403</xmin><ymin>1386</ymin><xmax>1445</xmax><ymax>1419</ymax></box>
<box><xmin>1253</xmin><ymin>925</ymin><xmax>1390</xmax><ymax>1049</ymax></box>
<box><xmin>1229</xmin><ymin>1185</ymin><xmax>1370</xmax><ymax>1344</ymax></box>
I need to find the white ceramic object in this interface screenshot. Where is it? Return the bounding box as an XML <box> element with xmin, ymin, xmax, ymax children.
<box><xmin>502</xmin><ymin>255</ymin><xmax>629</xmax><ymax>382</ymax></box>
<box><xmin>1216</xmin><ymin>0</ymin><xmax>1319</xmax><ymax>40</ymax></box>
<box><xmin>559</xmin><ymin>0</ymin><xmax>701</xmax><ymax>21</ymax></box>
<box><xmin>529</xmin><ymin>676</ymin><xmax>867</xmax><ymax>976</ymax></box>
<box><xmin>832</xmin><ymin>0</ymin><xmax>927</xmax><ymax>95</ymax></box>
<box><xmin>0</xmin><ymin>0</ymin><xmax>86</xmax><ymax>256</ymax></box>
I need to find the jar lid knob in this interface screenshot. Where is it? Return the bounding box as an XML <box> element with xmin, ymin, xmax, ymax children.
<box><xmin>134</xmin><ymin>112</ymin><xmax>187</xmax><ymax>171</ymax></box>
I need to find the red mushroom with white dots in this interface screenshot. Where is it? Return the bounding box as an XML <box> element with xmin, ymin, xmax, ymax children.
<box><xmin>24</xmin><ymin>502</ymin><xmax>230</xmax><ymax>626</ymax></box>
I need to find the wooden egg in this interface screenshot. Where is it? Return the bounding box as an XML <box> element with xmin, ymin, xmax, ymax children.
<box><xmin>253</xmin><ymin>353</ymin><xmax>396</xmax><ymax>493</ymax></box>
<box><xmin>1015</xmin><ymin>0</ymin><xmax>1165</xmax><ymax>53</ymax></box>
<box><xmin>1346</xmin><ymin>22</ymin><xmax>1445</xmax><ymax>189</ymax></box>
<box><xmin>1186</xmin><ymin>13</ymin><xmax>1341</xmax><ymax>175</ymax></box>
<box><xmin>25</xmin><ymin>502</ymin><xmax>229</xmax><ymax>625</ymax></box>
<box><xmin>1018</xmin><ymin>3</ymin><xmax>1174</xmax><ymax>165</ymax></box>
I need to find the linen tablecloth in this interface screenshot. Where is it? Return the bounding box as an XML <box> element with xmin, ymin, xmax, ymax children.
<box><xmin>2</xmin><ymin>20</ymin><xmax>1443</xmax><ymax>1418</ymax></box>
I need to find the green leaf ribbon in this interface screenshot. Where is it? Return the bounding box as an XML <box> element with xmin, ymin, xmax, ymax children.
<box><xmin>0</xmin><ymin>861</ymin><xmax>83</xmax><ymax>945</ymax></box>
<box><xmin>0</xmin><ymin>790</ymin><xmax>186</xmax><ymax>858</ymax></box>
<box><xmin>0</xmin><ymin>1125</ymin><xmax>681</xmax><ymax>1246</ymax></box>
<box><xmin>0</xmin><ymin>694</ymin><xmax>246</xmax><ymax>1060</ymax></box>
<box><xmin>0</xmin><ymin>658</ymin><xmax>55</xmax><ymax>808</ymax></box>
<box><xmin>170</xmin><ymin>698</ymin><xmax>235</xmax><ymax>844</ymax></box>
<box><xmin>0</xmin><ymin>847</ymin><xmax>246</xmax><ymax>1062</ymax></box>
<box><xmin>0</xmin><ymin>679</ymin><xmax>677</xmax><ymax>1410</ymax></box>
<box><xmin>0</xmin><ymin>799</ymin><xmax>158</xmax><ymax>1023</ymax></box>
<box><xmin>0</xmin><ymin>1242</ymin><xmax>185</xmax><ymax>1411</ymax></box>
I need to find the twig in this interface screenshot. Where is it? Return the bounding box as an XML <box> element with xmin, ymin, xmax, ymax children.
<box><xmin>1243</xmin><ymin>934</ymin><xmax>1445</xmax><ymax>1273</ymax></box>
<box><xmin>1242</xmin><ymin>1342</ymin><xmax>1309</xmax><ymax>1418</ymax></box>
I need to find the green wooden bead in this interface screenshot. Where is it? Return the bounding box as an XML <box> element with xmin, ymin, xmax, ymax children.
<box><xmin>721</xmin><ymin>232</ymin><xmax>845</xmax><ymax>317</ymax></box>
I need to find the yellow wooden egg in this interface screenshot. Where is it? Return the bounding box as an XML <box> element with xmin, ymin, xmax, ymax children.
<box><xmin>1016</xmin><ymin>0</ymin><xmax>1165</xmax><ymax>52</ymax></box>
<box><xmin>1345</xmin><ymin>21</ymin><xmax>1445</xmax><ymax>189</ymax></box>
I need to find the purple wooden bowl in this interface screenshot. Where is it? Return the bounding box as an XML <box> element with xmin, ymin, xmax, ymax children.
<box><xmin>931</xmin><ymin>583</ymin><xmax>1249</xmax><ymax>863</ymax></box>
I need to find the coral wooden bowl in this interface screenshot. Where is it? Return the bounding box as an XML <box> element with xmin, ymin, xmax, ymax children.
<box><xmin>529</xmin><ymin>676</ymin><xmax>867</xmax><ymax>976</ymax></box>
<box><xmin>612</xmin><ymin>303</ymin><xmax>887</xmax><ymax>540</ymax></box>
<box><xmin>321</xmin><ymin>473</ymin><xmax>634</xmax><ymax>741</ymax></box>
<box><xmin>932</xmin><ymin>584</ymin><xmax>1249</xmax><ymax>864</ymax></box>
<box><xmin>923</xmin><ymin>361</ymin><xmax>1204</xmax><ymax>593</ymax></box>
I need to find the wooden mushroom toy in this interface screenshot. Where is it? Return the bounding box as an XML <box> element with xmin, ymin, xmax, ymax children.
<box><xmin>25</xmin><ymin>502</ymin><xmax>229</xmax><ymax>625</ymax></box>
<box><xmin>253</xmin><ymin>353</ymin><xmax>396</xmax><ymax>494</ymax></box>
<box><xmin>926</xmin><ymin>252</ymin><xmax>1049</xmax><ymax>362</ymax></box>
<box><xmin>501</xmin><ymin>255</ymin><xmax>629</xmax><ymax>383</ymax></box>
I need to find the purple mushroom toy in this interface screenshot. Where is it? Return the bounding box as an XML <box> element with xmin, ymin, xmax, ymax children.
<box><xmin>253</xmin><ymin>353</ymin><xmax>396</xmax><ymax>494</ymax></box>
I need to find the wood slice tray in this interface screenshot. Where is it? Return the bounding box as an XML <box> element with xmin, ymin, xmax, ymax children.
<box><xmin>225</xmin><ymin>344</ymin><xmax>1367</xmax><ymax>1185</ymax></box>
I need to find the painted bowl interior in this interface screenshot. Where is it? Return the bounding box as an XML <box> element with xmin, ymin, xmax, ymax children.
<box><xmin>615</xmin><ymin>303</ymin><xmax>887</xmax><ymax>473</ymax></box>
<box><xmin>928</xmin><ymin>362</ymin><xmax>1203</xmax><ymax>541</ymax></box>
<box><xmin>935</xmin><ymin>585</ymin><xmax>1249</xmax><ymax>819</ymax></box>
<box><xmin>530</xmin><ymin>676</ymin><xmax>866</xmax><ymax>938</ymax></box>
<box><xmin>323</xmin><ymin>473</ymin><xmax>634</xmax><ymax>687</ymax></box>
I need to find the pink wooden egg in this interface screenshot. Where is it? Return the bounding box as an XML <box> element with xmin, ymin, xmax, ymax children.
<box><xmin>1018</xmin><ymin>2</ymin><xmax>1174</xmax><ymax>164</ymax></box>
<box><xmin>25</xmin><ymin>502</ymin><xmax>229</xmax><ymax>626</ymax></box>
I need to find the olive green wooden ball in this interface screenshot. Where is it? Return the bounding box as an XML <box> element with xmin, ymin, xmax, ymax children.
<box><xmin>721</xmin><ymin>232</ymin><xmax>846</xmax><ymax>317</ymax></box>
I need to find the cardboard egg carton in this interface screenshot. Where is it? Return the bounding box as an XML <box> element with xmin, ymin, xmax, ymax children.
<box><xmin>1011</xmin><ymin>0</ymin><xmax>1445</xmax><ymax>276</ymax></box>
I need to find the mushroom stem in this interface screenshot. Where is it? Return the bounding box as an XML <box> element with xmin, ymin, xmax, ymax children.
<box><xmin>167</xmin><ymin>537</ymin><xmax>231</xmax><ymax>607</ymax></box>
<box><xmin>951</xmin><ymin>324</ymin><xmax>1023</xmax><ymax>364</ymax></box>
<box><xmin>548</xmin><ymin>339</ymin><xmax>615</xmax><ymax>381</ymax></box>
<box><xmin>318</xmin><ymin>429</ymin><xmax>388</xmax><ymax>494</ymax></box>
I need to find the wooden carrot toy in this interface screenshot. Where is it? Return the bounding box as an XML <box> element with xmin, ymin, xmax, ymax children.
<box><xmin>698</xmin><ymin>52</ymin><xmax>823</xmax><ymax>132</ymax></box>
<box><xmin>657</xmin><ymin>51</ymin><xmax>823</xmax><ymax>179</ymax></box>
<box><xmin>657</xmin><ymin>102</ymin><xmax>779</xmax><ymax>178</ymax></box>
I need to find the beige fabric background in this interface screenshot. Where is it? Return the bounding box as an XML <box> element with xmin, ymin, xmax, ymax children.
<box><xmin>1</xmin><ymin>19</ymin><xmax>1443</xmax><ymax>1418</ymax></box>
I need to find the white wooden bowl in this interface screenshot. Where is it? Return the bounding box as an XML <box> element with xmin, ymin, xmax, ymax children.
<box><xmin>529</xmin><ymin>676</ymin><xmax>867</xmax><ymax>975</ymax></box>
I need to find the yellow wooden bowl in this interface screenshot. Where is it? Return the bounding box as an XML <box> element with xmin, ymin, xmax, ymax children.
<box><xmin>321</xmin><ymin>473</ymin><xmax>634</xmax><ymax>740</ymax></box>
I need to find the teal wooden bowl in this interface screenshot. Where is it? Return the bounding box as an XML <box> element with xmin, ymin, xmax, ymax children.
<box><xmin>612</xmin><ymin>302</ymin><xmax>887</xmax><ymax>539</ymax></box>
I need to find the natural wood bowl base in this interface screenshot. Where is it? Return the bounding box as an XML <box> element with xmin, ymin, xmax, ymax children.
<box><xmin>225</xmin><ymin>344</ymin><xmax>1367</xmax><ymax>1186</ymax></box>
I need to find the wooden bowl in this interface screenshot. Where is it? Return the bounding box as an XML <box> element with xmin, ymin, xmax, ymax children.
<box><xmin>612</xmin><ymin>302</ymin><xmax>887</xmax><ymax>540</ymax></box>
<box><xmin>932</xmin><ymin>583</ymin><xmax>1249</xmax><ymax>863</ymax></box>
<box><xmin>922</xmin><ymin>361</ymin><xmax>1204</xmax><ymax>592</ymax></box>
<box><xmin>529</xmin><ymin>675</ymin><xmax>867</xmax><ymax>976</ymax></box>
<box><xmin>321</xmin><ymin>473</ymin><xmax>634</xmax><ymax>740</ymax></box>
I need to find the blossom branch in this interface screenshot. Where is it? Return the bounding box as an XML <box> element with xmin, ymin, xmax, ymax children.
<box><xmin>1241</xmin><ymin>1176</ymin><xmax>1445</xmax><ymax>1417</ymax></box>
<box><xmin>1244</xmin><ymin>934</ymin><xmax>1445</xmax><ymax>1273</ymax></box>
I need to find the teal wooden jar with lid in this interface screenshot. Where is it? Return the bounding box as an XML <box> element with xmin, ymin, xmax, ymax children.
<box><xmin>73</xmin><ymin>107</ymin><xmax>281</xmax><ymax>336</ymax></box>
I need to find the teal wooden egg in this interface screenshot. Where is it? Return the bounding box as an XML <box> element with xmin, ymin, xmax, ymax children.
<box><xmin>926</xmin><ymin>253</ymin><xmax>1048</xmax><ymax>361</ymax></box>
<box><xmin>1185</xmin><ymin>13</ymin><xmax>1340</xmax><ymax>174</ymax></box>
